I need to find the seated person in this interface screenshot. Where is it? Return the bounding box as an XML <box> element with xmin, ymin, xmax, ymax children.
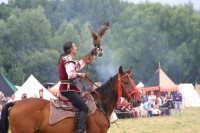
<box><xmin>160</xmin><ymin>99</ymin><xmax>173</xmax><ymax>116</ymax></box>
<box><xmin>137</xmin><ymin>102</ymin><xmax>147</xmax><ymax>117</ymax></box>
<box><xmin>160</xmin><ymin>100</ymin><xmax>173</xmax><ymax>109</ymax></box>
<box><xmin>143</xmin><ymin>100</ymin><xmax>153</xmax><ymax>117</ymax></box>
<box><xmin>119</xmin><ymin>98</ymin><xmax>133</xmax><ymax>118</ymax></box>
<box><xmin>152</xmin><ymin>104</ymin><xmax>161</xmax><ymax>116</ymax></box>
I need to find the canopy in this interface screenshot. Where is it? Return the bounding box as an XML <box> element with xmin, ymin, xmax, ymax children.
<box><xmin>0</xmin><ymin>74</ymin><xmax>18</xmax><ymax>96</ymax></box>
<box><xmin>195</xmin><ymin>84</ymin><xmax>200</xmax><ymax>97</ymax></box>
<box><xmin>141</xmin><ymin>66</ymin><xmax>178</xmax><ymax>92</ymax></box>
<box><xmin>49</xmin><ymin>81</ymin><xmax>60</xmax><ymax>96</ymax></box>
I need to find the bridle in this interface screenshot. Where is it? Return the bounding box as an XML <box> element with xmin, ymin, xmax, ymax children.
<box><xmin>117</xmin><ymin>73</ymin><xmax>141</xmax><ymax>109</ymax></box>
<box><xmin>84</xmin><ymin>72</ymin><xmax>141</xmax><ymax>109</ymax></box>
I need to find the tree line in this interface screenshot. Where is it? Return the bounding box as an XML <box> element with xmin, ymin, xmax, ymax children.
<box><xmin>0</xmin><ymin>0</ymin><xmax>199</xmax><ymax>86</ymax></box>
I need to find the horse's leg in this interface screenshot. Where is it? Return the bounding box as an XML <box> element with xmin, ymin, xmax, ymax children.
<box><xmin>9</xmin><ymin>108</ymin><xmax>41</xmax><ymax>133</ymax></box>
<box><xmin>9</xmin><ymin>119</ymin><xmax>37</xmax><ymax>133</ymax></box>
<box><xmin>9</xmin><ymin>99</ymin><xmax>48</xmax><ymax>133</ymax></box>
<box><xmin>87</xmin><ymin>110</ymin><xmax>109</xmax><ymax>133</ymax></box>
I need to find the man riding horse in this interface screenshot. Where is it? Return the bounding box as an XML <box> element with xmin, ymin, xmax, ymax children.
<box><xmin>0</xmin><ymin>22</ymin><xmax>143</xmax><ymax>133</ymax></box>
<box><xmin>57</xmin><ymin>40</ymin><xmax>98</xmax><ymax>133</ymax></box>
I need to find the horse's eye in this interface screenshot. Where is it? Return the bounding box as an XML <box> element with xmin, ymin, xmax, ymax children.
<box><xmin>124</xmin><ymin>81</ymin><xmax>129</xmax><ymax>85</ymax></box>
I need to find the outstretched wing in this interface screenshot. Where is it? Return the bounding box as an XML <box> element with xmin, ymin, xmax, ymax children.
<box><xmin>97</xmin><ymin>22</ymin><xmax>109</xmax><ymax>42</ymax></box>
<box><xmin>88</xmin><ymin>26</ymin><xmax>97</xmax><ymax>40</ymax></box>
<box><xmin>88</xmin><ymin>26</ymin><xmax>98</xmax><ymax>47</ymax></box>
<box><xmin>88</xmin><ymin>22</ymin><xmax>109</xmax><ymax>48</ymax></box>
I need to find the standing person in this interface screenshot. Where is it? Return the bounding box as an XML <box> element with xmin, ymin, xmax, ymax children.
<box><xmin>58</xmin><ymin>40</ymin><xmax>97</xmax><ymax>133</ymax></box>
<box><xmin>0</xmin><ymin>91</ymin><xmax>7</xmax><ymax>106</ymax></box>
<box><xmin>157</xmin><ymin>96</ymin><xmax>162</xmax><ymax>106</ymax></box>
<box><xmin>148</xmin><ymin>91</ymin><xmax>156</xmax><ymax>106</ymax></box>
<box><xmin>160</xmin><ymin>95</ymin><xmax>166</xmax><ymax>105</ymax></box>
<box><xmin>166</xmin><ymin>92</ymin><xmax>173</xmax><ymax>116</ymax></box>
<box><xmin>21</xmin><ymin>93</ymin><xmax>27</xmax><ymax>99</ymax></box>
<box><xmin>173</xmin><ymin>89</ymin><xmax>182</xmax><ymax>114</ymax></box>
<box><xmin>7</xmin><ymin>94</ymin><xmax>15</xmax><ymax>103</ymax></box>
<box><xmin>141</xmin><ymin>91</ymin><xmax>148</xmax><ymax>104</ymax></box>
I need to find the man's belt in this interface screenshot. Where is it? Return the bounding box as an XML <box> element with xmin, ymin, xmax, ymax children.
<box><xmin>60</xmin><ymin>80</ymin><xmax>76</xmax><ymax>85</ymax></box>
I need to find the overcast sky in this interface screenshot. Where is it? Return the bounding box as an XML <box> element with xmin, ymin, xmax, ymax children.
<box><xmin>126</xmin><ymin>0</ymin><xmax>200</xmax><ymax>10</ymax></box>
<box><xmin>0</xmin><ymin>0</ymin><xmax>7</xmax><ymax>4</ymax></box>
<box><xmin>0</xmin><ymin>0</ymin><xmax>199</xmax><ymax>10</ymax></box>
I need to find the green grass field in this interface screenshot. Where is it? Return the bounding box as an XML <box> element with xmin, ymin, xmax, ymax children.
<box><xmin>108</xmin><ymin>107</ymin><xmax>200</xmax><ymax>133</ymax></box>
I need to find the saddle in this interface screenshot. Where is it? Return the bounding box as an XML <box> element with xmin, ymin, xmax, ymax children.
<box><xmin>49</xmin><ymin>93</ymin><xmax>97</xmax><ymax>124</ymax></box>
<box><xmin>51</xmin><ymin>92</ymin><xmax>87</xmax><ymax>111</ymax></box>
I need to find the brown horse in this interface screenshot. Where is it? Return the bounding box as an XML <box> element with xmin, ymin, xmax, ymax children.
<box><xmin>0</xmin><ymin>66</ymin><xmax>141</xmax><ymax>133</ymax></box>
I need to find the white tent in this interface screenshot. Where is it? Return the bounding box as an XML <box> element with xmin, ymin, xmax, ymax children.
<box><xmin>136</xmin><ymin>82</ymin><xmax>144</xmax><ymax>88</ymax></box>
<box><xmin>14</xmin><ymin>75</ymin><xmax>56</xmax><ymax>101</ymax></box>
<box><xmin>15</xmin><ymin>85</ymin><xmax>21</xmax><ymax>90</ymax></box>
<box><xmin>178</xmin><ymin>83</ymin><xmax>200</xmax><ymax>107</ymax></box>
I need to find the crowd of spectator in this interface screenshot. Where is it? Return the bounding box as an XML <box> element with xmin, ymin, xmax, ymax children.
<box><xmin>0</xmin><ymin>91</ymin><xmax>29</xmax><ymax>120</ymax></box>
<box><xmin>115</xmin><ymin>89</ymin><xmax>182</xmax><ymax>119</ymax></box>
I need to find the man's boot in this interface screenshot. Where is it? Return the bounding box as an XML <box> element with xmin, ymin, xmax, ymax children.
<box><xmin>77</xmin><ymin>111</ymin><xmax>87</xmax><ymax>133</ymax></box>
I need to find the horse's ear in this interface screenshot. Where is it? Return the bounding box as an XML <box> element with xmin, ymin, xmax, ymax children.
<box><xmin>127</xmin><ymin>66</ymin><xmax>133</xmax><ymax>74</ymax></box>
<box><xmin>119</xmin><ymin>66</ymin><xmax>124</xmax><ymax>75</ymax></box>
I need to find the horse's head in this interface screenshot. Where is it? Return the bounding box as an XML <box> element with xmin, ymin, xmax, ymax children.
<box><xmin>117</xmin><ymin>66</ymin><xmax>142</xmax><ymax>108</ymax></box>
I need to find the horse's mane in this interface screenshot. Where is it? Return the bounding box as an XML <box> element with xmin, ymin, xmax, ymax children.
<box><xmin>91</xmin><ymin>74</ymin><xmax>118</xmax><ymax>115</ymax></box>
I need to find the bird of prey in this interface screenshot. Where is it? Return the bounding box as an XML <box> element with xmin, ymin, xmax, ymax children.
<box><xmin>88</xmin><ymin>22</ymin><xmax>109</xmax><ymax>57</ymax></box>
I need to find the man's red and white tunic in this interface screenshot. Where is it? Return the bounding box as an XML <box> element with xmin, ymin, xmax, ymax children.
<box><xmin>59</xmin><ymin>55</ymin><xmax>85</xmax><ymax>92</ymax></box>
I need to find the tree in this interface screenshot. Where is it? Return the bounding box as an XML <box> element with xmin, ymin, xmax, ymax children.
<box><xmin>0</xmin><ymin>19</ymin><xmax>6</xmax><ymax>44</ymax></box>
<box><xmin>6</xmin><ymin>6</ymin><xmax>52</xmax><ymax>52</ymax></box>
<box><xmin>0</xmin><ymin>3</ymin><xmax>13</xmax><ymax>20</ymax></box>
<box><xmin>8</xmin><ymin>62</ymin><xmax>26</xmax><ymax>85</ymax></box>
<box><xmin>51</xmin><ymin>20</ymin><xmax>81</xmax><ymax>54</ymax></box>
<box><xmin>24</xmin><ymin>49</ymin><xmax>59</xmax><ymax>83</ymax></box>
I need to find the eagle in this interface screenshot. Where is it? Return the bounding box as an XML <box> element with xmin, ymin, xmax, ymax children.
<box><xmin>88</xmin><ymin>22</ymin><xmax>109</xmax><ymax>56</ymax></box>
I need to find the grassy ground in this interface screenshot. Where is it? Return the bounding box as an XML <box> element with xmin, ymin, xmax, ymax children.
<box><xmin>107</xmin><ymin>107</ymin><xmax>200</xmax><ymax>133</ymax></box>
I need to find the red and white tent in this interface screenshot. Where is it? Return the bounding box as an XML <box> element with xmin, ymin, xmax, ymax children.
<box><xmin>141</xmin><ymin>66</ymin><xmax>177</xmax><ymax>92</ymax></box>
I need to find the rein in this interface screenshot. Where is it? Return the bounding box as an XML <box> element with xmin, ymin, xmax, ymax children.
<box><xmin>84</xmin><ymin>76</ymin><xmax>101</xmax><ymax>98</ymax></box>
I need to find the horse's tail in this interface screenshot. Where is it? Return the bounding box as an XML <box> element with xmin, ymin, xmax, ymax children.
<box><xmin>0</xmin><ymin>102</ymin><xmax>15</xmax><ymax>133</ymax></box>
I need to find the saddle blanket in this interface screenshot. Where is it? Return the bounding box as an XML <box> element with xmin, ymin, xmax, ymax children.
<box><xmin>49</xmin><ymin>93</ymin><xmax>97</xmax><ymax>124</ymax></box>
